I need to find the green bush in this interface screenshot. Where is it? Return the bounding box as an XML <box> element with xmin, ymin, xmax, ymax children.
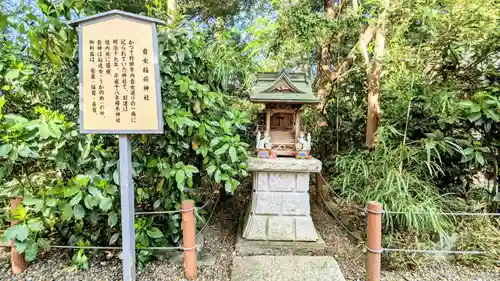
<box><xmin>0</xmin><ymin>2</ymin><xmax>253</xmax><ymax>268</ymax></box>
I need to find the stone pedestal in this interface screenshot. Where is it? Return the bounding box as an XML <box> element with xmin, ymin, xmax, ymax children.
<box><xmin>242</xmin><ymin>157</ymin><xmax>321</xmax><ymax>241</ymax></box>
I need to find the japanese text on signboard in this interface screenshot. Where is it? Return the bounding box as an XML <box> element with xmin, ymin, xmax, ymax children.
<box><xmin>81</xmin><ymin>18</ymin><xmax>160</xmax><ymax>132</ymax></box>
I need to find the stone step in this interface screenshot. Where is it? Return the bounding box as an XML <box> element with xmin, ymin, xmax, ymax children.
<box><xmin>231</xmin><ymin>256</ymin><xmax>346</xmax><ymax>281</ymax></box>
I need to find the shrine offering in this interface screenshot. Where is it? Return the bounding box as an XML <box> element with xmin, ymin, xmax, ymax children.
<box><xmin>71</xmin><ymin>10</ymin><xmax>164</xmax><ymax>134</ymax></box>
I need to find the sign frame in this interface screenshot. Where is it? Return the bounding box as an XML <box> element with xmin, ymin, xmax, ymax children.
<box><xmin>70</xmin><ymin>11</ymin><xmax>166</xmax><ymax>281</ymax></box>
<box><xmin>71</xmin><ymin>10</ymin><xmax>165</xmax><ymax>134</ymax></box>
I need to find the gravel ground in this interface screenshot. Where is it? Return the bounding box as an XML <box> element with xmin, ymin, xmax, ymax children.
<box><xmin>0</xmin><ymin>185</ymin><xmax>498</xmax><ymax>281</ymax></box>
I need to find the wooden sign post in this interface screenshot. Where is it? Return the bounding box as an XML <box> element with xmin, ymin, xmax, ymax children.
<box><xmin>70</xmin><ymin>10</ymin><xmax>165</xmax><ymax>281</ymax></box>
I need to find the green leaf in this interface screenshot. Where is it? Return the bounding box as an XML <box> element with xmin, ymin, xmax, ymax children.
<box><xmin>146</xmin><ymin>227</ymin><xmax>164</xmax><ymax>238</ymax></box>
<box><xmin>221</xmin><ymin>164</ymin><xmax>231</xmax><ymax>170</ymax></box>
<box><xmin>475</xmin><ymin>151</ymin><xmax>485</xmax><ymax>165</ymax></box>
<box><xmin>23</xmin><ymin>197</ymin><xmax>43</xmax><ymax>206</ymax></box>
<box><xmin>23</xmin><ymin>197</ymin><xmax>43</xmax><ymax>212</ymax></box>
<box><xmin>39</xmin><ymin>122</ymin><xmax>50</xmax><ymax>139</ymax></box>
<box><xmin>25</xmin><ymin>242</ymin><xmax>38</xmax><ymax>262</ymax></box>
<box><xmin>4</xmin><ymin>69</ymin><xmax>19</xmax><ymax>81</ymax></box>
<box><xmin>229</xmin><ymin>146</ymin><xmax>237</xmax><ymax>162</ymax></box>
<box><xmin>199</xmin><ymin>124</ymin><xmax>206</xmax><ymax>136</ymax></box>
<box><xmin>48</xmin><ymin>122</ymin><xmax>62</xmax><ymax>138</ymax></box>
<box><xmin>89</xmin><ymin>212</ymin><xmax>100</xmax><ymax>226</ymax></box>
<box><xmin>177</xmin><ymin>51</ymin><xmax>185</xmax><ymax>62</ymax></box>
<box><xmin>88</xmin><ymin>186</ymin><xmax>101</xmax><ymax>196</ymax></box>
<box><xmin>37</xmin><ymin>238</ymin><xmax>50</xmax><ymax>250</ymax></box>
<box><xmin>214</xmin><ymin>169</ymin><xmax>221</xmax><ymax>183</ymax></box>
<box><xmin>463</xmin><ymin>147</ymin><xmax>474</xmax><ymax>155</ymax></box>
<box><xmin>14</xmin><ymin>241</ymin><xmax>28</xmax><ymax>253</ymax></box>
<box><xmin>224</xmin><ymin>180</ymin><xmax>233</xmax><ymax>193</ymax></box>
<box><xmin>0</xmin><ymin>12</ymin><xmax>8</xmax><ymax>30</ymax></box>
<box><xmin>214</xmin><ymin>144</ymin><xmax>229</xmax><ymax>155</ymax></box>
<box><xmin>184</xmin><ymin>165</ymin><xmax>199</xmax><ymax>173</ymax></box>
<box><xmin>62</xmin><ymin>203</ymin><xmax>73</xmax><ymax>220</ymax></box>
<box><xmin>45</xmin><ymin>198</ymin><xmax>57</xmax><ymax>207</ymax></box>
<box><xmin>206</xmin><ymin>165</ymin><xmax>216</xmax><ymax>176</ymax></box>
<box><xmin>27</xmin><ymin>220</ymin><xmax>44</xmax><ymax>232</ymax></box>
<box><xmin>113</xmin><ymin>169</ymin><xmax>120</xmax><ymax>185</ymax></box>
<box><xmin>17</xmin><ymin>144</ymin><xmax>33</xmax><ymax>158</ymax></box>
<box><xmin>484</xmin><ymin>109</ymin><xmax>499</xmax><ymax>122</ymax></box>
<box><xmin>467</xmin><ymin>112</ymin><xmax>482</xmax><ymax>122</ymax></box>
<box><xmin>209</xmin><ymin>138</ymin><xmax>221</xmax><ymax>147</ymax></box>
<box><xmin>108</xmin><ymin>212</ymin><xmax>118</xmax><ymax>228</ymax></box>
<box><xmin>146</xmin><ymin>158</ymin><xmax>157</xmax><ymax>168</ymax></box>
<box><xmin>480</xmin><ymin>147</ymin><xmax>491</xmax><ymax>153</ymax></box>
<box><xmin>175</xmin><ymin>169</ymin><xmax>185</xmax><ymax>184</ymax></box>
<box><xmin>70</xmin><ymin>192</ymin><xmax>83</xmax><ymax>206</ymax></box>
<box><xmin>73</xmin><ymin>204</ymin><xmax>85</xmax><ymax>220</ymax></box>
<box><xmin>109</xmin><ymin>233</ymin><xmax>120</xmax><ymax>245</ymax></box>
<box><xmin>0</xmin><ymin>144</ymin><xmax>13</xmax><ymax>157</ymax></box>
<box><xmin>458</xmin><ymin>100</ymin><xmax>474</xmax><ymax>108</ymax></box>
<box><xmin>99</xmin><ymin>196</ymin><xmax>113</xmax><ymax>211</ymax></box>
<box><xmin>15</xmin><ymin>225</ymin><xmax>29</xmax><ymax>241</ymax></box>
<box><xmin>64</xmin><ymin>186</ymin><xmax>80</xmax><ymax>197</ymax></box>
<box><xmin>105</xmin><ymin>185</ymin><xmax>117</xmax><ymax>195</ymax></box>
<box><xmin>3</xmin><ymin>225</ymin><xmax>29</xmax><ymax>242</ymax></box>
<box><xmin>180</xmin><ymin>81</ymin><xmax>189</xmax><ymax>93</ymax></box>
<box><xmin>84</xmin><ymin>194</ymin><xmax>99</xmax><ymax>209</ymax></box>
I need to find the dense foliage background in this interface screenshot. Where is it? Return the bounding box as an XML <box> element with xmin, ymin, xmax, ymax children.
<box><xmin>265</xmin><ymin>0</ymin><xmax>499</xmax><ymax>267</ymax></box>
<box><xmin>0</xmin><ymin>0</ymin><xmax>255</xmax><ymax>268</ymax></box>
<box><xmin>1</xmin><ymin>0</ymin><xmax>499</xmax><ymax>270</ymax></box>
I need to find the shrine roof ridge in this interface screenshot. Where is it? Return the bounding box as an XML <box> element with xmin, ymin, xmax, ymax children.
<box><xmin>250</xmin><ymin>72</ymin><xmax>319</xmax><ymax>104</ymax></box>
<box><xmin>68</xmin><ymin>10</ymin><xmax>166</xmax><ymax>26</ymax></box>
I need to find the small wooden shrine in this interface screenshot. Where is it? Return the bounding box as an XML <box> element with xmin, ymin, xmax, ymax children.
<box><xmin>251</xmin><ymin>72</ymin><xmax>319</xmax><ymax>158</ymax></box>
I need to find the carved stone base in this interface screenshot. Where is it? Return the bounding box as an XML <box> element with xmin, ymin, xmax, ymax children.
<box><xmin>242</xmin><ymin>158</ymin><xmax>322</xmax><ymax>242</ymax></box>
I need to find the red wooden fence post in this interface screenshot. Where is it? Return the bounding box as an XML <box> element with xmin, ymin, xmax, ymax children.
<box><xmin>181</xmin><ymin>200</ymin><xmax>197</xmax><ymax>280</ymax></box>
<box><xmin>10</xmin><ymin>198</ymin><xmax>27</xmax><ymax>275</ymax></box>
<box><xmin>366</xmin><ymin>201</ymin><xmax>382</xmax><ymax>281</ymax></box>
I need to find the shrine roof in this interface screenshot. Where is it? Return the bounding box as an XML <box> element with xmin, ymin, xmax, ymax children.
<box><xmin>68</xmin><ymin>10</ymin><xmax>166</xmax><ymax>26</ymax></box>
<box><xmin>250</xmin><ymin>72</ymin><xmax>319</xmax><ymax>104</ymax></box>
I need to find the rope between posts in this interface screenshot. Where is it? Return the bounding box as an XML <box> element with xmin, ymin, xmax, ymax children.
<box><xmin>383</xmin><ymin>210</ymin><xmax>500</xmax><ymax>216</ymax></box>
<box><xmin>2</xmin><ymin>197</ymin><xmax>217</xmax><ymax>251</ymax></box>
<box><xmin>365</xmin><ymin>246</ymin><xmax>487</xmax><ymax>255</ymax></box>
<box><xmin>317</xmin><ymin>173</ymin><xmax>366</xmax><ymax>214</ymax></box>
<box><xmin>0</xmin><ymin>242</ymin><xmax>203</xmax><ymax>251</ymax></box>
<box><xmin>135</xmin><ymin>196</ymin><xmax>213</xmax><ymax>215</ymax></box>
<box><xmin>318</xmin><ymin>187</ymin><xmax>364</xmax><ymax>242</ymax></box>
<box><xmin>195</xmin><ymin>192</ymin><xmax>220</xmax><ymax>238</ymax></box>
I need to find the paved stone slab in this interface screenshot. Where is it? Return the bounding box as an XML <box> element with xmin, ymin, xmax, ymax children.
<box><xmin>231</xmin><ymin>256</ymin><xmax>346</xmax><ymax>281</ymax></box>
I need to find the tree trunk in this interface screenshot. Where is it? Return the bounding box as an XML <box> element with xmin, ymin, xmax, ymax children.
<box><xmin>352</xmin><ymin>0</ymin><xmax>359</xmax><ymax>11</ymax></box>
<box><xmin>365</xmin><ymin>1</ymin><xmax>388</xmax><ymax>147</ymax></box>
<box><xmin>317</xmin><ymin>0</ymin><xmax>335</xmax><ymax>111</ymax></box>
<box><xmin>167</xmin><ymin>0</ymin><xmax>176</xmax><ymax>24</ymax></box>
<box><xmin>366</xmin><ymin>62</ymin><xmax>382</xmax><ymax>147</ymax></box>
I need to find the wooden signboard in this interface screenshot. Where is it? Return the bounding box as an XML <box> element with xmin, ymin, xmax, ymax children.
<box><xmin>70</xmin><ymin>11</ymin><xmax>166</xmax><ymax>281</ymax></box>
<box><xmin>71</xmin><ymin>10</ymin><xmax>164</xmax><ymax>134</ymax></box>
